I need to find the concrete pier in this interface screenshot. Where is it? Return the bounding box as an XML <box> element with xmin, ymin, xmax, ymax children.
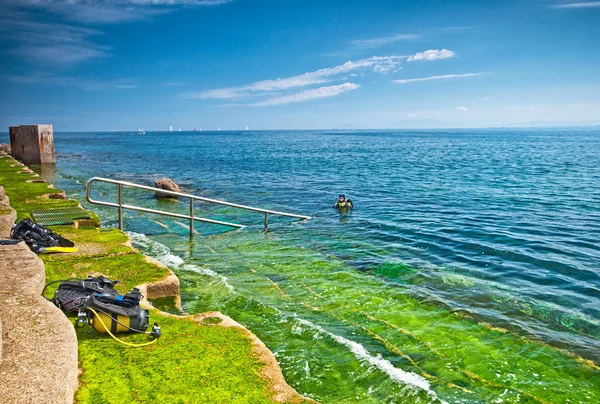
<box><xmin>9</xmin><ymin>125</ymin><xmax>55</xmax><ymax>164</ymax></box>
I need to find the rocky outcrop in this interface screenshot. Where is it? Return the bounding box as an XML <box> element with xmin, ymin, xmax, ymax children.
<box><xmin>0</xmin><ymin>144</ymin><xmax>10</xmax><ymax>154</ymax></box>
<box><xmin>154</xmin><ymin>178</ymin><xmax>181</xmax><ymax>198</ymax></box>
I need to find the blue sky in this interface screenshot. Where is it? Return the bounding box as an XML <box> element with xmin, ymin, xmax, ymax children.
<box><xmin>0</xmin><ymin>0</ymin><xmax>599</xmax><ymax>131</ymax></box>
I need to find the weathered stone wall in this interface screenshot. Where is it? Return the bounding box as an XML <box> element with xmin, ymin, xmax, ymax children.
<box><xmin>9</xmin><ymin>125</ymin><xmax>55</xmax><ymax>164</ymax></box>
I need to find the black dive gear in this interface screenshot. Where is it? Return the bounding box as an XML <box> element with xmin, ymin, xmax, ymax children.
<box><xmin>11</xmin><ymin>218</ymin><xmax>74</xmax><ymax>254</ymax></box>
<box><xmin>50</xmin><ymin>276</ymin><xmax>152</xmax><ymax>334</ymax></box>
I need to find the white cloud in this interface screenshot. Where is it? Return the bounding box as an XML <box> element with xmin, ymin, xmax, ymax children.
<box><xmin>250</xmin><ymin>83</ymin><xmax>360</xmax><ymax>106</ymax></box>
<box><xmin>187</xmin><ymin>49</ymin><xmax>456</xmax><ymax>104</ymax></box>
<box><xmin>0</xmin><ymin>0</ymin><xmax>232</xmax><ymax>68</ymax></box>
<box><xmin>189</xmin><ymin>54</ymin><xmax>439</xmax><ymax>100</ymax></box>
<box><xmin>407</xmin><ymin>49</ymin><xmax>455</xmax><ymax>61</ymax></box>
<box><xmin>553</xmin><ymin>1</ymin><xmax>600</xmax><ymax>8</ymax></box>
<box><xmin>456</xmin><ymin>106</ymin><xmax>469</xmax><ymax>112</ymax></box>
<box><xmin>393</xmin><ymin>72</ymin><xmax>486</xmax><ymax>84</ymax></box>
<box><xmin>350</xmin><ymin>33</ymin><xmax>420</xmax><ymax>50</ymax></box>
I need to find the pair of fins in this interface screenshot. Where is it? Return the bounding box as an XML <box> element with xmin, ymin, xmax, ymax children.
<box><xmin>0</xmin><ymin>239</ymin><xmax>78</xmax><ymax>253</ymax></box>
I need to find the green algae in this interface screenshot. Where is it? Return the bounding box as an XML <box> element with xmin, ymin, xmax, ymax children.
<box><xmin>0</xmin><ymin>154</ymin><xmax>305</xmax><ymax>404</ymax></box>
<box><xmin>0</xmin><ymin>157</ymin><xmax>78</xmax><ymax>219</ymax></box>
<box><xmin>74</xmin><ymin>311</ymin><xmax>279</xmax><ymax>404</ymax></box>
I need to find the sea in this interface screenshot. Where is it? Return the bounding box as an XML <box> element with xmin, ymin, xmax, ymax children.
<box><xmin>5</xmin><ymin>129</ymin><xmax>600</xmax><ymax>403</ymax></box>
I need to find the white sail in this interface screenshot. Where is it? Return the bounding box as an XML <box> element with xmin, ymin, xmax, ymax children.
<box><xmin>169</xmin><ymin>126</ymin><xmax>173</xmax><ymax>132</ymax></box>
<box><xmin>245</xmin><ymin>124</ymin><xmax>249</xmax><ymax>131</ymax></box>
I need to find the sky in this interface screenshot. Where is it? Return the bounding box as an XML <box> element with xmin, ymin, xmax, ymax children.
<box><xmin>0</xmin><ymin>0</ymin><xmax>599</xmax><ymax>131</ymax></box>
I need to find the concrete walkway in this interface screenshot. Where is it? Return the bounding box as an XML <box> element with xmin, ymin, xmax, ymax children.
<box><xmin>0</xmin><ymin>186</ymin><xmax>78</xmax><ymax>403</ymax></box>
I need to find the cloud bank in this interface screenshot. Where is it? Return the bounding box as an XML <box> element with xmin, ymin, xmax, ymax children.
<box><xmin>0</xmin><ymin>0</ymin><xmax>233</xmax><ymax>66</ymax></box>
<box><xmin>190</xmin><ymin>49</ymin><xmax>457</xmax><ymax>105</ymax></box>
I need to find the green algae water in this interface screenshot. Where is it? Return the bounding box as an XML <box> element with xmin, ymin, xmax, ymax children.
<box><xmin>10</xmin><ymin>129</ymin><xmax>599</xmax><ymax>403</ymax></box>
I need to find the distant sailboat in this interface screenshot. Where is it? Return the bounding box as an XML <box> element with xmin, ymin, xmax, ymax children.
<box><xmin>245</xmin><ymin>124</ymin><xmax>249</xmax><ymax>131</ymax></box>
<box><xmin>178</xmin><ymin>128</ymin><xmax>181</xmax><ymax>132</ymax></box>
<box><xmin>156</xmin><ymin>128</ymin><xmax>158</xmax><ymax>132</ymax></box>
<box><xmin>218</xmin><ymin>127</ymin><xmax>221</xmax><ymax>131</ymax></box>
<box><xmin>193</xmin><ymin>127</ymin><xmax>196</xmax><ymax>132</ymax></box>
<box><xmin>169</xmin><ymin>126</ymin><xmax>173</xmax><ymax>132</ymax></box>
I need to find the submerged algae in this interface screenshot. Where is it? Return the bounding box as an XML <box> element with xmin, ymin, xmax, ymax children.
<box><xmin>151</xmin><ymin>230</ymin><xmax>600</xmax><ymax>404</ymax></box>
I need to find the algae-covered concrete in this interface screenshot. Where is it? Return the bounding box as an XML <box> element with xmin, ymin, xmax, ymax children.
<box><xmin>0</xmin><ymin>151</ymin><xmax>311</xmax><ymax>404</ymax></box>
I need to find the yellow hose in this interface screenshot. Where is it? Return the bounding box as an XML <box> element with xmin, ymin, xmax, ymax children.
<box><xmin>88</xmin><ymin>308</ymin><xmax>158</xmax><ymax>348</ymax></box>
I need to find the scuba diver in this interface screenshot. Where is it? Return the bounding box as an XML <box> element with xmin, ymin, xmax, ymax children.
<box><xmin>333</xmin><ymin>194</ymin><xmax>354</xmax><ymax>211</ymax></box>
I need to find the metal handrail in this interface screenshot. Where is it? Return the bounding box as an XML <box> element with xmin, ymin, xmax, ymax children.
<box><xmin>85</xmin><ymin>177</ymin><xmax>311</xmax><ymax>237</ymax></box>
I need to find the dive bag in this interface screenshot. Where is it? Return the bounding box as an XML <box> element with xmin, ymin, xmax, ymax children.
<box><xmin>11</xmin><ymin>218</ymin><xmax>75</xmax><ymax>254</ymax></box>
<box><xmin>52</xmin><ymin>276</ymin><xmax>150</xmax><ymax>333</ymax></box>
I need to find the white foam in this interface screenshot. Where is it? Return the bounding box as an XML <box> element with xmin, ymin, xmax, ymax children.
<box><xmin>162</xmin><ymin>254</ymin><xmax>184</xmax><ymax>266</ymax></box>
<box><xmin>127</xmin><ymin>231</ymin><xmax>234</xmax><ymax>292</ymax></box>
<box><xmin>294</xmin><ymin>317</ymin><xmax>442</xmax><ymax>398</ymax></box>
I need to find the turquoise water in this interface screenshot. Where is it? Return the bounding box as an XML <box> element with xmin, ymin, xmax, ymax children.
<box><xmin>10</xmin><ymin>129</ymin><xmax>600</xmax><ymax>403</ymax></box>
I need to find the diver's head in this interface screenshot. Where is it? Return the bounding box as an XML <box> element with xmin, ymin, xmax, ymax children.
<box><xmin>339</xmin><ymin>194</ymin><xmax>345</xmax><ymax>202</ymax></box>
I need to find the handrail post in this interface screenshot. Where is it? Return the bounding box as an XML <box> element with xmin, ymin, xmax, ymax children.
<box><xmin>264</xmin><ymin>212</ymin><xmax>268</xmax><ymax>231</ymax></box>
<box><xmin>117</xmin><ymin>184</ymin><xmax>123</xmax><ymax>230</ymax></box>
<box><xmin>189</xmin><ymin>198</ymin><xmax>194</xmax><ymax>238</ymax></box>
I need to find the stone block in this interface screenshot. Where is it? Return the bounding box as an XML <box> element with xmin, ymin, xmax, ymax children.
<box><xmin>9</xmin><ymin>125</ymin><xmax>55</xmax><ymax>164</ymax></box>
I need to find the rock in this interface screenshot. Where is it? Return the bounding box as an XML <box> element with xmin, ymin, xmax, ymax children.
<box><xmin>0</xmin><ymin>144</ymin><xmax>10</xmax><ymax>154</ymax></box>
<box><xmin>154</xmin><ymin>178</ymin><xmax>181</xmax><ymax>198</ymax></box>
<box><xmin>48</xmin><ymin>190</ymin><xmax>67</xmax><ymax>200</ymax></box>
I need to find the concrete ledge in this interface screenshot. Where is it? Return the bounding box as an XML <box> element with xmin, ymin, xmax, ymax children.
<box><xmin>0</xmin><ymin>243</ymin><xmax>78</xmax><ymax>403</ymax></box>
<box><xmin>140</xmin><ymin>256</ymin><xmax>181</xmax><ymax>299</ymax></box>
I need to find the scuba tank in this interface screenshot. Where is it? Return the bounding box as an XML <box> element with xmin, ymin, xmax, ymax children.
<box><xmin>50</xmin><ymin>276</ymin><xmax>160</xmax><ymax>339</ymax></box>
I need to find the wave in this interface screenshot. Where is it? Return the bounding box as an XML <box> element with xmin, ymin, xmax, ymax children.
<box><xmin>293</xmin><ymin>316</ymin><xmax>446</xmax><ymax>403</ymax></box>
<box><xmin>127</xmin><ymin>231</ymin><xmax>235</xmax><ymax>292</ymax></box>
